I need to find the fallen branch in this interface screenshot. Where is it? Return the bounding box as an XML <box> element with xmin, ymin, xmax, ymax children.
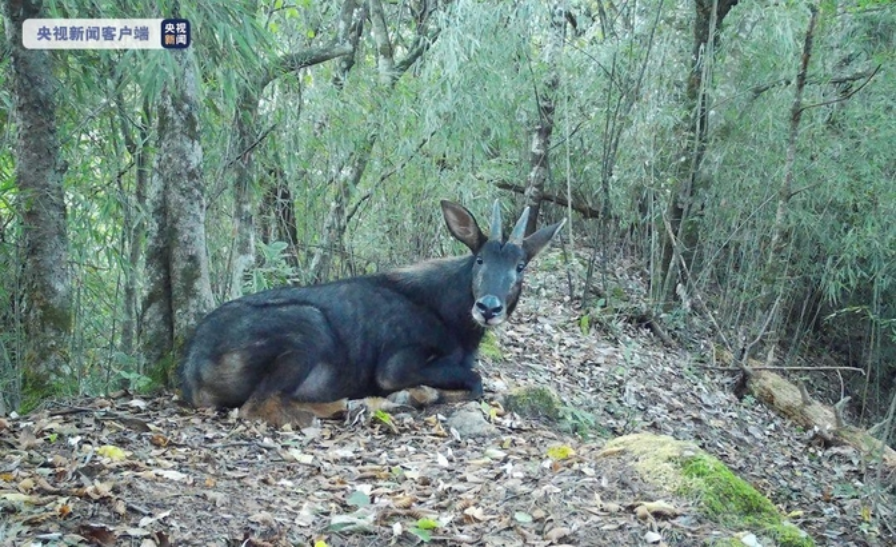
<box><xmin>716</xmin><ymin>348</ymin><xmax>896</xmax><ymax>468</ymax></box>
<box><xmin>701</xmin><ymin>365</ymin><xmax>865</xmax><ymax>374</ymax></box>
<box><xmin>496</xmin><ymin>181</ymin><xmax>601</xmax><ymax>219</ymax></box>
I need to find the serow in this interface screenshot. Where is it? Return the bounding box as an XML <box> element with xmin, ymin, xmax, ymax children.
<box><xmin>179</xmin><ymin>200</ymin><xmax>564</xmax><ymax>426</ymax></box>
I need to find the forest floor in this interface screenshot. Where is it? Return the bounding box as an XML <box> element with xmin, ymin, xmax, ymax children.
<box><xmin>2</xmin><ymin>249</ymin><xmax>895</xmax><ymax>547</ymax></box>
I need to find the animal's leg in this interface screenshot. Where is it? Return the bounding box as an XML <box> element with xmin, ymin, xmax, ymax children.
<box><xmin>239</xmin><ymin>350</ymin><xmax>348</xmax><ymax>427</ymax></box>
<box><xmin>388</xmin><ymin>386</ymin><xmax>480</xmax><ymax>409</ymax></box>
<box><xmin>376</xmin><ymin>347</ymin><xmax>483</xmax><ymax>400</ymax></box>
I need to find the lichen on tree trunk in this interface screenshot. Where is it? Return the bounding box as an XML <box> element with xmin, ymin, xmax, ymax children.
<box><xmin>524</xmin><ymin>2</ymin><xmax>567</xmax><ymax>237</ymax></box>
<box><xmin>140</xmin><ymin>50</ymin><xmax>214</xmax><ymax>374</ymax></box>
<box><xmin>3</xmin><ymin>0</ymin><xmax>72</xmax><ymax>405</ymax></box>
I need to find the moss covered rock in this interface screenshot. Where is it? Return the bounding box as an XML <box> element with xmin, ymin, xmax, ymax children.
<box><xmin>503</xmin><ymin>386</ymin><xmax>562</xmax><ymax>421</ymax></box>
<box><xmin>599</xmin><ymin>433</ymin><xmax>813</xmax><ymax>547</ymax></box>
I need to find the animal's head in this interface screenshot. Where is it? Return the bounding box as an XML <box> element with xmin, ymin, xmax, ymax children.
<box><xmin>441</xmin><ymin>200</ymin><xmax>565</xmax><ymax>327</ymax></box>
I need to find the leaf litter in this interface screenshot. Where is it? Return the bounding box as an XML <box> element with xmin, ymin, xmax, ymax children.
<box><xmin>1</xmin><ymin>249</ymin><xmax>894</xmax><ymax>546</ymax></box>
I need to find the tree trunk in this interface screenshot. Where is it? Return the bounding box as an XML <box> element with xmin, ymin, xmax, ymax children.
<box><xmin>716</xmin><ymin>348</ymin><xmax>896</xmax><ymax>468</ymax></box>
<box><xmin>3</xmin><ymin>0</ymin><xmax>72</xmax><ymax>401</ymax></box>
<box><xmin>140</xmin><ymin>50</ymin><xmax>214</xmax><ymax>371</ymax></box>
<box><xmin>524</xmin><ymin>2</ymin><xmax>567</xmax><ymax>236</ymax></box>
<box><xmin>658</xmin><ymin>0</ymin><xmax>739</xmax><ymax>303</ymax></box>
<box><xmin>309</xmin><ymin>148</ymin><xmax>371</xmax><ymax>282</ymax></box>
<box><xmin>227</xmin><ymin>90</ymin><xmax>259</xmax><ymax>299</ymax></box>
<box><xmin>116</xmin><ymin>94</ymin><xmax>151</xmax><ymax>357</ymax></box>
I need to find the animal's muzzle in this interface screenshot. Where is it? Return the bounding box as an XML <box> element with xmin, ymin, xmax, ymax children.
<box><xmin>473</xmin><ymin>295</ymin><xmax>505</xmax><ymax>326</ymax></box>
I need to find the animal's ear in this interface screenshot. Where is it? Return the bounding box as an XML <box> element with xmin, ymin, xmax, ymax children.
<box><xmin>441</xmin><ymin>200</ymin><xmax>487</xmax><ymax>253</ymax></box>
<box><xmin>523</xmin><ymin>218</ymin><xmax>566</xmax><ymax>260</ymax></box>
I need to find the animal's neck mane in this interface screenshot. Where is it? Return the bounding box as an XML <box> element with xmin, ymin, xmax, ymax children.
<box><xmin>384</xmin><ymin>255</ymin><xmax>485</xmax><ymax>347</ymax></box>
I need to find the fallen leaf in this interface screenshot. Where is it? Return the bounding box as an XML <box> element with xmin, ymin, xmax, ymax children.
<box><xmin>204</xmin><ymin>491</ymin><xmax>228</xmax><ymax>507</ymax></box>
<box><xmin>544</xmin><ymin>526</ymin><xmax>571</xmax><ymax>541</ymax></box>
<box><xmin>139</xmin><ymin>509</ymin><xmax>171</xmax><ymax>527</ymax></box>
<box><xmin>392</xmin><ymin>495</ymin><xmax>415</xmax><ymax>508</ymax></box>
<box><xmin>414</xmin><ymin>517</ymin><xmax>439</xmax><ymax>530</ymax></box>
<box><xmin>347</xmin><ymin>490</ymin><xmax>371</xmax><ymax>508</ymax></box>
<box><xmin>18</xmin><ymin>427</ymin><xmax>41</xmax><ymax>449</ymax></box>
<box><xmin>249</xmin><ymin>511</ymin><xmax>274</xmax><ymax>524</ymax></box>
<box><xmin>546</xmin><ymin>445</ymin><xmax>575</xmax><ymax>461</ymax></box>
<box><xmin>462</xmin><ymin>505</ymin><xmax>488</xmax><ymax>522</ymax></box>
<box><xmin>285</xmin><ymin>448</ymin><xmax>314</xmax><ymax>464</ymax></box>
<box><xmin>328</xmin><ymin>511</ymin><xmax>376</xmax><ymax>532</ymax></box>
<box><xmin>17</xmin><ymin>477</ymin><xmax>35</xmax><ymax>492</ymax></box>
<box><xmin>150</xmin><ymin>434</ymin><xmax>169</xmax><ymax>447</ymax></box>
<box><xmin>2</xmin><ymin>492</ymin><xmax>54</xmax><ymax>505</ymax></box>
<box><xmin>635</xmin><ymin>500</ymin><xmax>680</xmax><ymax>519</ymax></box>
<box><xmin>77</xmin><ymin>523</ymin><xmax>117</xmax><ymax>547</ymax></box>
<box><xmin>97</xmin><ymin>445</ymin><xmax>127</xmax><ymax>461</ymax></box>
<box><xmin>484</xmin><ymin>448</ymin><xmax>507</xmax><ymax>460</ymax></box>
<box><xmin>155</xmin><ymin>469</ymin><xmax>187</xmax><ymax>482</ymax></box>
<box><xmin>113</xmin><ymin>499</ymin><xmax>127</xmax><ymax>515</ymax></box>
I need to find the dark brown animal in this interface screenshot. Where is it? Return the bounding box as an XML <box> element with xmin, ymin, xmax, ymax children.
<box><xmin>179</xmin><ymin>200</ymin><xmax>564</xmax><ymax>425</ymax></box>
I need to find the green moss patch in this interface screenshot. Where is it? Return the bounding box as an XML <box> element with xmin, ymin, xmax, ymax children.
<box><xmin>682</xmin><ymin>454</ymin><xmax>778</xmax><ymax>522</ymax></box>
<box><xmin>503</xmin><ymin>386</ymin><xmax>562</xmax><ymax>421</ymax></box>
<box><xmin>478</xmin><ymin>331</ymin><xmax>503</xmax><ymax>361</ymax></box>
<box><xmin>601</xmin><ymin>434</ymin><xmax>813</xmax><ymax>547</ymax></box>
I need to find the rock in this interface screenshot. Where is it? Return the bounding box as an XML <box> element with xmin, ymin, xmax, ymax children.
<box><xmin>447</xmin><ymin>402</ymin><xmax>497</xmax><ymax>438</ymax></box>
<box><xmin>503</xmin><ymin>386</ymin><xmax>562</xmax><ymax>421</ymax></box>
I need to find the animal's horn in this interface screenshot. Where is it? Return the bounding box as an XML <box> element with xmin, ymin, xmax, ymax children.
<box><xmin>489</xmin><ymin>200</ymin><xmax>503</xmax><ymax>241</ymax></box>
<box><xmin>508</xmin><ymin>207</ymin><xmax>530</xmax><ymax>245</ymax></box>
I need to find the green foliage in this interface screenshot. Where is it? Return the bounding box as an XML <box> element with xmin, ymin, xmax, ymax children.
<box><xmin>478</xmin><ymin>331</ymin><xmax>504</xmax><ymax>361</ymax></box>
<box><xmin>345</xmin><ymin>490</ymin><xmax>370</xmax><ymax>508</ymax></box>
<box><xmin>559</xmin><ymin>405</ymin><xmax>607</xmax><ymax>440</ymax></box>
<box><xmin>145</xmin><ymin>351</ymin><xmax>178</xmax><ymax>392</ymax></box>
<box><xmin>248</xmin><ymin>240</ymin><xmax>297</xmax><ymax>292</ymax></box>
<box><xmin>408</xmin><ymin>517</ymin><xmax>439</xmax><ymax>543</ymax></box>
<box><xmin>373</xmin><ymin>409</ymin><xmax>393</xmax><ymax>427</ymax></box>
<box><xmin>116</xmin><ymin>370</ymin><xmax>154</xmax><ymax>394</ymax></box>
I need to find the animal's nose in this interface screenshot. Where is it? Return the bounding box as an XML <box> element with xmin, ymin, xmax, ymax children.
<box><xmin>476</xmin><ymin>296</ymin><xmax>503</xmax><ymax>320</ymax></box>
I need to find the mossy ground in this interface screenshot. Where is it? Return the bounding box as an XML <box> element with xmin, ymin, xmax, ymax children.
<box><xmin>602</xmin><ymin>433</ymin><xmax>814</xmax><ymax>547</ymax></box>
<box><xmin>682</xmin><ymin>454</ymin><xmax>813</xmax><ymax>547</ymax></box>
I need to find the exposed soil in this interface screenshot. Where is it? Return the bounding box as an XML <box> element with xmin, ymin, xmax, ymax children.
<box><xmin>2</xmin><ymin>250</ymin><xmax>894</xmax><ymax>546</ymax></box>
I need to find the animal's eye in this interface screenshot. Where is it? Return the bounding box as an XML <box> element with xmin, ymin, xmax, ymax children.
<box><xmin>476</xmin><ymin>256</ymin><xmax>484</xmax><ymax>265</ymax></box>
<box><xmin>516</xmin><ymin>262</ymin><xmax>526</xmax><ymax>273</ymax></box>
